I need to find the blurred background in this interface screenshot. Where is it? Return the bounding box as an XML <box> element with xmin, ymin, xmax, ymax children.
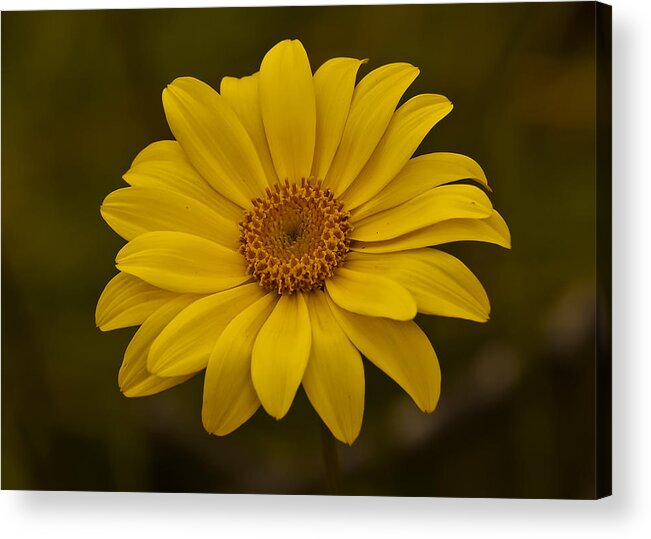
<box><xmin>2</xmin><ymin>2</ymin><xmax>604</xmax><ymax>498</ymax></box>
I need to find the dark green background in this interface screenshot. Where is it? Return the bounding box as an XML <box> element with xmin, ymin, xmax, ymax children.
<box><xmin>2</xmin><ymin>2</ymin><xmax>603</xmax><ymax>497</ymax></box>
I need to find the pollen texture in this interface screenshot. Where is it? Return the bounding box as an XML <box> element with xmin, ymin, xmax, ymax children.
<box><xmin>240</xmin><ymin>179</ymin><xmax>351</xmax><ymax>295</ymax></box>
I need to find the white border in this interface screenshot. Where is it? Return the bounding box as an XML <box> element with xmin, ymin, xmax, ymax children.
<box><xmin>2</xmin><ymin>0</ymin><xmax>650</xmax><ymax>537</ymax></box>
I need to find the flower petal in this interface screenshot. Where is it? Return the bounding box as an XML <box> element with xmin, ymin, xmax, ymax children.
<box><xmin>327</xmin><ymin>296</ymin><xmax>441</xmax><ymax>413</ymax></box>
<box><xmin>116</xmin><ymin>231</ymin><xmax>249</xmax><ymax>294</ymax></box>
<box><xmin>311</xmin><ymin>57</ymin><xmax>365</xmax><ymax>181</ymax></box>
<box><xmin>259</xmin><ymin>39</ymin><xmax>316</xmax><ymax>182</ymax></box>
<box><xmin>162</xmin><ymin>77</ymin><xmax>268</xmax><ymax>207</ymax></box>
<box><xmin>100</xmin><ymin>186</ymin><xmax>240</xmax><ymax>249</ymax></box>
<box><xmin>342</xmin><ymin>94</ymin><xmax>453</xmax><ymax>210</ymax></box>
<box><xmin>95</xmin><ymin>272</ymin><xmax>177</xmax><ymax>332</ymax></box>
<box><xmin>325</xmin><ymin>267</ymin><xmax>417</xmax><ymax>321</ymax></box>
<box><xmin>220</xmin><ymin>73</ymin><xmax>280</xmax><ymax>186</ymax></box>
<box><xmin>130</xmin><ymin>139</ymin><xmax>182</xmax><ymax>166</ymax></box>
<box><xmin>350</xmin><ymin>184</ymin><xmax>493</xmax><ymax>242</ymax></box>
<box><xmin>346</xmin><ymin>250</ymin><xmax>490</xmax><ymax>322</ymax></box>
<box><xmin>148</xmin><ymin>283</ymin><xmax>267</xmax><ymax>377</ymax></box>
<box><xmin>353</xmin><ymin>152</ymin><xmax>489</xmax><ymax>221</ymax></box>
<box><xmin>323</xmin><ymin>63</ymin><xmax>419</xmax><ymax>195</ymax></box>
<box><xmin>351</xmin><ymin>210</ymin><xmax>511</xmax><ymax>253</ymax></box>
<box><xmin>202</xmin><ymin>292</ymin><xmax>278</xmax><ymax>436</ymax></box>
<box><xmin>118</xmin><ymin>295</ymin><xmax>198</xmax><ymax>397</ymax></box>
<box><xmin>251</xmin><ymin>292</ymin><xmax>311</xmax><ymax>419</ymax></box>
<box><xmin>124</xmin><ymin>141</ymin><xmax>243</xmax><ymax>223</ymax></box>
<box><xmin>303</xmin><ymin>290</ymin><xmax>364</xmax><ymax>445</ymax></box>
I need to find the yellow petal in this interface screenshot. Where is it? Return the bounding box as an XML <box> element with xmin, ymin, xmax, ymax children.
<box><xmin>342</xmin><ymin>94</ymin><xmax>453</xmax><ymax>210</ymax></box>
<box><xmin>124</xmin><ymin>140</ymin><xmax>243</xmax><ymax>223</ymax></box>
<box><xmin>323</xmin><ymin>63</ymin><xmax>419</xmax><ymax>195</ymax></box>
<box><xmin>353</xmin><ymin>152</ymin><xmax>489</xmax><ymax>221</ymax></box>
<box><xmin>259</xmin><ymin>39</ymin><xmax>316</xmax><ymax>182</ymax></box>
<box><xmin>96</xmin><ymin>272</ymin><xmax>177</xmax><ymax>332</ymax></box>
<box><xmin>251</xmin><ymin>292</ymin><xmax>311</xmax><ymax>419</ymax></box>
<box><xmin>350</xmin><ymin>184</ymin><xmax>493</xmax><ymax>242</ymax></box>
<box><xmin>130</xmin><ymin>139</ymin><xmax>181</xmax><ymax>166</ymax></box>
<box><xmin>325</xmin><ymin>267</ymin><xmax>417</xmax><ymax>321</ymax></box>
<box><xmin>116</xmin><ymin>231</ymin><xmax>249</xmax><ymax>294</ymax></box>
<box><xmin>220</xmin><ymin>73</ymin><xmax>280</xmax><ymax>186</ymax></box>
<box><xmin>148</xmin><ymin>283</ymin><xmax>267</xmax><ymax>377</ymax></box>
<box><xmin>202</xmin><ymin>292</ymin><xmax>278</xmax><ymax>436</ymax></box>
<box><xmin>162</xmin><ymin>77</ymin><xmax>268</xmax><ymax>207</ymax></box>
<box><xmin>346</xmin><ymin>250</ymin><xmax>490</xmax><ymax>322</ymax></box>
<box><xmin>100</xmin><ymin>186</ymin><xmax>239</xmax><ymax>249</ymax></box>
<box><xmin>119</xmin><ymin>295</ymin><xmax>198</xmax><ymax>397</ymax></box>
<box><xmin>303</xmin><ymin>291</ymin><xmax>364</xmax><ymax>445</ymax></box>
<box><xmin>327</xmin><ymin>296</ymin><xmax>441</xmax><ymax>412</ymax></box>
<box><xmin>311</xmin><ymin>57</ymin><xmax>365</xmax><ymax>181</ymax></box>
<box><xmin>351</xmin><ymin>210</ymin><xmax>511</xmax><ymax>253</ymax></box>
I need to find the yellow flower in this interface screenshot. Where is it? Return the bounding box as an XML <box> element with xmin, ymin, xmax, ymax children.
<box><xmin>96</xmin><ymin>39</ymin><xmax>510</xmax><ymax>445</ymax></box>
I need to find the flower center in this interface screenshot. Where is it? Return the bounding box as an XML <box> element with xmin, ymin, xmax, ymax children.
<box><xmin>239</xmin><ymin>178</ymin><xmax>351</xmax><ymax>295</ymax></box>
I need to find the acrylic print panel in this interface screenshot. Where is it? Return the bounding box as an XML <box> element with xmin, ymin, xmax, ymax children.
<box><xmin>1</xmin><ymin>2</ymin><xmax>611</xmax><ymax>498</ymax></box>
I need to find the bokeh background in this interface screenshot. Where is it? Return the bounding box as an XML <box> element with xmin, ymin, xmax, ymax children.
<box><xmin>2</xmin><ymin>2</ymin><xmax>606</xmax><ymax>498</ymax></box>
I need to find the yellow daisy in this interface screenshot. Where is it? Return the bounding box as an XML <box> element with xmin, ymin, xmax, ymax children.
<box><xmin>96</xmin><ymin>39</ymin><xmax>510</xmax><ymax>445</ymax></box>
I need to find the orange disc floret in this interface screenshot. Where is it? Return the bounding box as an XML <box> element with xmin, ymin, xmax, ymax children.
<box><xmin>239</xmin><ymin>178</ymin><xmax>351</xmax><ymax>295</ymax></box>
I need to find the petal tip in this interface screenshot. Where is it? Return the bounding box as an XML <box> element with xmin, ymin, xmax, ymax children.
<box><xmin>271</xmin><ymin>409</ymin><xmax>288</xmax><ymax>421</ymax></box>
<box><xmin>342</xmin><ymin>431</ymin><xmax>360</xmax><ymax>446</ymax></box>
<box><xmin>418</xmin><ymin>399</ymin><xmax>440</xmax><ymax>414</ymax></box>
<box><xmin>202</xmin><ymin>414</ymin><xmax>235</xmax><ymax>437</ymax></box>
<box><xmin>268</xmin><ymin>38</ymin><xmax>306</xmax><ymax>56</ymax></box>
<box><xmin>501</xmin><ymin>231</ymin><xmax>512</xmax><ymax>249</ymax></box>
<box><xmin>257</xmin><ymin>396</ymin><xmax>292</xmax><ymax>421</ymax></box>
<box><xmin>119</xmin><ymin>382</ymin><xmax>137</xmax><ymax>398</ymax></box>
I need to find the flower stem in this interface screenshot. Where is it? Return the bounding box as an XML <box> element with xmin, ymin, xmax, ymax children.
<box><xmin>320</xmin><ymin>421</ymin><xmax>342</xmax><ymax>495</ymax></box>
